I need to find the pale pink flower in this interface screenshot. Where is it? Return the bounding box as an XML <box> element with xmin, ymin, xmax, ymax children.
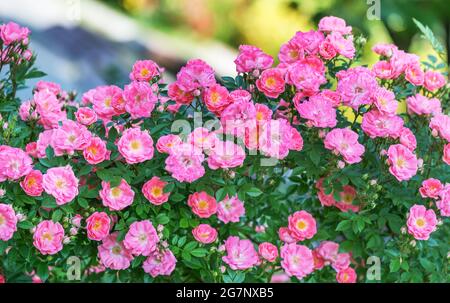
<box><xmin>270</xmin><ymin>272</ymin><xmax>291</xmax><ymax>283</ymax></box>
<box><xmin>35</xmin><ymin>80</ymin><xmax>62</xmax><ymax>95</ymax></box>
<box><xmin>143</xmin><ymin>249</ymin><xmax>177</xmax><ymax>277</ymax></box>
<box><xmin>42</xmin><ymin>165</ymin><xmax>79</xmax><ymax>205</ymax></box>
<box><xmin>207</xmin><ymin>141</ymin><xmax>245</xmax><ymax>170</ymax></box>
<box><xmin>0</xmin><ymin>203</ymin><xmax>17</xmax><ymax>241</ymax></box>
<box><xmin>142</xmin><ymin>176</ymin><xmax>170</xmax><ymax>206</ymax></box>
<box><xmin>98</xmin><ymin>232</ymin><xmax>134</xmax><ymax>270</ymax></box>
<box><xmin>217</xmin><ymin>195</ymin><xmax>245</xmax><ymax>224</ymax></box>
<box><xmin>20</xmin><ymin>170</ymin><xmax>44</xmax><ymax>197</ymax></box>
<box><xmin>100</xmin><ymin>179</ymin><xmax>134</xmax><ymax>211</ymax></box>
<box><xmin>222</xmin><ymin>236</ymin><xmax>260</xmax><ymax>270</ymax></box>
<box><xmin>33</xmin><ymin>220</ymin><xmax>64</xmax><ymax>255</ymax></box>
<box><xmin>286</xmin><ymin>57</ymin><xmax>326</xmax><ymax>96</ymax></box>
<box><xmin>124</xmin><ymin>220</ymin><xmax>159</xmax><ymax>256</ymax></box>
<box><xmin>372</xmin><ymin>87</ymin><xmax>398</xmax><ymax>116</ymax></box>
<box><xmin>336</xmin><ymin>67</ymin><xmax>378</xmax><ymax>109</ymax></box>
<box><xmin>0</xmin><ymin>145</ymin><xmax>33</xmax><ymax>182</ymax></box>
<box><xmin>387</xmin><ymin>144</ymin><xmax>418</xmax><ymax>181</ymax></box>
<box><xmin>437</xmin><ymin>187</ymin><xmax>450</xmax><ymax>217</ymax></box>
<box><xmin>71</xmin><ymin>214</ymin><xmax>83</xmax><ymax>228</ymax></box>
<box><xmin>327</xmin><ymin>32</ymin><xmax>355</xmax><ymax>59</ymax></box>
<box><xmin>156</xmin><ymin>134</ymin><xmax>182</xmax><ymax>154</ymax></box>
<box><xmin>220</xmin><ymin>99</ymin><xmax>256</xmax><ymax>137</ymax></box>
<box><xmin>429</xmin><ymin>114</ymin><xmax>450</xmax><ymax>142</ymax></box>
<box><xmin>324</xmin><ymin>128</ymin><xmax>365</xmax><ymax>164</ymax></box>
<box><xmin>176</xmin><ymin>59</ymin><xmax>216</xmax><ymax>91</ymax></box>
<box><xmin>117</xmin><ymin>127</ymin><xmax>154</xmax><ymax>164</ymax></box>
<box><xmin>361</xmin><ymin>110</ymin><xmax>404</xmax><ymax>139</ymax></box>
<box><xmin>399</xmin><ymin>127</ymin><xmax>417</xmax><ymax>151</ymax></box>
<box><xmin>124</xmin><ymin>81</ymin><xmax>158</xmax><ymax>119</ymax></box>
<box><xmin>51</xmin><ymin>120</ymin><xmax>92</xmax><ymax>155</ymax></box>
<box><xmin>164</xmin><ymin>143</ymin><xmax>205</xmax><ymax>183</ymax></box>
<box><xmin>288</xmin><ymin>210</ymin><xmax>317</xmax><ymax>241</ymax></box>
<box><xmin>280</xmin><ymin>243</ymin><xmax>314</xmax><ymax>280</ymax></box>
<box><xmin>317</xmin><ymin>241</ymin><xmax>339</xmax><ymax>263</ymax></box>
<box><xmin>258</xmin><ymin>242</ymin><xmax>278</xmax><ymax>262</ymax></box>
<box><xmin>86</xmin><ymin>212</ymin><xmax>111</xmax><ymax>241</ymax></box>
<box><xmin>319</xmin><ymin>39</ymin><xmax>337</xmax><ymax>60</ymax></box>
<box><xmin>336</xmin><ymin>267</ymin><xmax>357</xmax><ymax>283</ymax></box>
<box><xmin>203</xmin><ymin>84</ymin><xmax>231</xmax><ymax>115</ymax></box>
<box><xmin>256</xmin><ymin>68</ymin><xmax>285</xmax><ymax>98</ymax></box>
<box><xmin>19</xmin><ymin>100</ymin><xmax>33</xmax><ymax>121</ymax></box>
<box><xmin>192</xmin><ymin>224</ymin><xmax>218</xmax><ymax>244</ymax></box>
<box><xmin>407</xmin><ymin>204</ymin><xmax>437</xmax><ymax>240</ymax></box>
<box><xmin>331</xmin><ymin>252</ymin><xmax>351</xmax><ymax>271</ymax></box>
<box><xmin>83</xmin><ymin>137</ymin><xmax>110</xmax><ymax>165</ymax></box>
<box><xmin>372</xmin><ymin>60</ymin><xmax>395</xmax><ymax>79</ymax></box>
<box><xmin>419</xmin><ymin>178</ymin><xmax>443</xmax><ymax>199</ymax></box>
<box><xmin>75</xmin><ymin>107</ymin><xmax>97</xmax><ymax>125</ymax></box>
<box><xmin>372</xmin><ymin>43</ymin><xmax>398</xmax><ymax>57</ymax></box>
<box><xmin>89</xmin><ymin>85</ymin><xmax>124</xmax><ymax>121</ymax></box>
<box><xmin>423</xmin><ymin>71</ymin><xmax>446</xmax><ymax>91</ymax></box>
<box><xmin>405</xmin><ymin>63</ymin><xmax>424</xmax><ymax>86</ymax></box>
<box><xmin>0</xmin><ymin>22</ymin><xmax>30</xmax><ymax>45</ymax></box>
<box><xmin>443</xmin><ymin>144</ymin><xmax>450</xmax><ymax>165</ymax></box>
<box><xmin>129</xmin><ymin>59</ymin><xmax>161</xmax><ymax>82</ymax></box>
<box><xmin>295</xmin><ymin>94</ymin><xmax>337</xmax><ymax>128</ymax></box>
<box><xmin>318</xmin><ymin>16</ymin><xmax>352</xmax><ymax>35</ymax></box>
<box><xmin>188</xmin><ymin>191</ymin><xmax>217</xmax><ymax>218</ymax></box>
<box><xmin>188</xmin><ymin>127</ymin><xmax>218</xmax><ymax>152</ymax></box>
<box><xmin>407</xmin><ymin>94</ymin><xmax>441</xmax><ymax>116</ymax></box>
<box><xmin>234</xmin><ymin>45</ymin><xmax>273</xmax><ymax>73</ymax></box>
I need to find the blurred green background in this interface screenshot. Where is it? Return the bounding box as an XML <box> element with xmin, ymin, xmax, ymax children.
<box><xmin>101</xmin><ymin>0</ymin><xmax>450</xmax><ymax>65</ymax></box>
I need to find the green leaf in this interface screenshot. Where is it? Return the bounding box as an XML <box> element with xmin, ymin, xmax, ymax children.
<box><xmin>52</xmin><ymin>209</ymin><xmax>63</xmax><ymax>222</ymax></box>
<box><xmin>336</xmin><ymin>220</ymin><xmax>351</xmax><ymax>231</ymax></box>
<box><xmin>419</xmin><ymin>258</ymin><xmax>435</xmax><ymax>272</ymax></box>
<box><xmin>156</xmin><ymin>213</ymin><xmax>170</xmax><ymax>225</ymax></box>
<box><xmin>246</xmin><ymin>187</ymin><xmax>263</xmax><ymax>197</ymax></box>
<box><xmin>390</xmin><ymin>258</ymin><xmax>401</xmax><ymax>273</ymax></box>
<box><xmin>17</xmin><ymin>220</ymin><xmax>34</xmax><ymax>229</ymax></box>
<box><xmin>190</xmin><ymin>248</ymin><xmax>208</xmax><ymax>258</ymax></box>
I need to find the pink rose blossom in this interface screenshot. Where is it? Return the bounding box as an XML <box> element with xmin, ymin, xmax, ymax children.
<box><xmin>156</xmin><ymin>134</ymin><xmax>182</xmax><ymax>154</ymax></box>
<box><xmin>20</xmin><ymin>170</ymin><xmax>44</xmax><ymax>197</ymax></box>
<box><xmin>317</xmin><ymin>241</ymin><xmax>339</xmax><ymax>263</ymax></box>
<box><xmin>188</xmin><ymin>127</ymin><xmax>218</xmax><ymax>152</ymax></box>
<box><xmin>143</xmin><ymin>249</ymin><xmax>177</xmax><ymax>277</ymax></box>
<box><xmin>0</xmin><ymin>145</ymin><xmax>33</xmax><ymax>182</ymax></box>
<box><xmin>124</xmin><ymin>220</ymin><xmax>159</xmax><ymax>256</ymax></box>
<box><xmin>117</xmin><ymin>127</ymin><xmax>154</xmax><ymax>164</ymax></box>
<box><xmin>98</xmin><ymin>232</ymin><xmax>134</xmax><ymax>270</ymax></box>
<box><xmin>405</xmin><ymin>63</ymin><xmax>424</xmax><ymax>86</ymax></box>
<box><xmin>419</xmin><ymin>178</ymin><xmax>443</xmax><ymax>199</ymax></box>
<box><xmin>280</xmin><ymin>243</ymin><xmax>314</xmax><ymax>280</ymax></box>
<box><xmin>165</xmin><ymin>143</ymin><xmax>205</xmax><ymax>183</ymax></box>
<box><xmin>372</xmin><ymin>43</ymin><xmax>398</xmax><ymax>57</ymax></box>
<box><xmin>51</xmin><ymin>120</ymin><xmax>92</xmax><ymax>155</ymax></box>
<box><xmin>399</xmin><ymin>127</ymin><xmax>417</xmax><ymax>151</ymax></box>
<box><xmin>99</xmin><ymin>179</ymin><xmax>135</xmax><ymax>211</ymax></box>
<box><xmin>335</xmin><ymin>185</ymin><xmax>359</xmax><ymax>213</ymax></box>
<box><xmin>295</xmin><ymin>94</ymin><xmax>337</xmax><ymax>128</ymax></box>
<box><xmin>207</xmin><ymin>141</ymin><xmax>245</xmax><ymax>170</ymax></box>
<box><xmin>42</xmin><ymin>165</ymin><xmax>79</xmax><ymax>205</ymax></box>
<box><xmin>142</xmin><ymin>176</ymin><xmax>170</xmax><ymax>206</ymax></box>
<box><xmin>75</xmin><ymin>107</ymin><xmax>97</xmax><ymax>125</ymax></box>
<box><xmin>443</xmin><ymin>144</ymin><xmax>450</xmax><ymax>165</ymax></box>
<box><xmin>372</xmin><ymin>60</ymin><xmax>395</xmax><ymax>79</ymax></box>
<box><xmin>192</xmin><ymin>224</ymin><xmax>218</xmax><ymax>244</ymax></box>
<box><xmin>286</xmin><ymin>57</ymin><xmax>326</xmax><ymax>96</ymax></box>
<box><xmin>258</xmin><ymin>242</ymin><xmax>278</xmax><ymax>262</ymax></box>
<box><xmin>407</xmin><ymin>94</ymin><xmax>441</xmax><ymax>116</ymax></box>
<box><xmin>423</xmin><ymin>71</ymin><xmax>446</xmax><ymax>92</ymax></box>
<box><xmin>83</xmin><ymin>137</ymin><xmax>110</xmax><ymax>165</ymax></box>
<box><xmin>288</xmin><ymin>210</ymin><xmax>317</xmax><ymax>241</ymax></box>
<box><xmin>217</xmin><ymin>195</ymin><xmax>245</xmax><ymax>224</ymax></box>
<box><xmin>234</xmin><ymin>45</ymin><xmax>273</xmax><ymax>73</ymax></box>
<box><xmin>318</xmin><ymin>16</ymin><xmax>352</xmax><ymax>35</ymax></box>
<box><xmin>324</xmin><ymin>128</ymin><xmax>365</xmax><ymax>164</ymax></box>
<box><xmin>406</xmin><ymin>204</ymin><xmax>437</xmax><ymax>240</ymax></box>
<box><xmin>372</xmin><ymin>87</ymin><xmax>398</xmax><ymax>116</ymax></box>
<box><xmin>0</xmin><ymin>22</ymin><xmax>30</xmax><ymax>45</ymax></box>
<box><xmin>336</xmin><ymin>67</ymin><xmax>378</xmax><ymax>109</ymax></box>
<box><xmin>256</xmin><ymin>68</ymin><xmax>285</xmax><ymax>98</ymax></box>
<box><xmin>222</xmin><ymin>236</ymin><xmax>259</xmax><ymax>270</ymax></box>
<box><xmin>26</xmin><ymin>142</ymin><xmax>38</xmax><ymax>158</ymax></box>
<box><xmin>176</xmin><ymin>59</ymin><xmax>216</xmax><ymax>91</ymax></box>
<box><xmin>361</xmin><ymin>110</ymin><xmax>404</xmax><ymax>139</ymax></box>
<box><xmin>188</xmin><ymin>191</ymin><xmax>217</xmax><ymax>218</ymax></box>
<box><xmin>88</xmin><ymin>85</ymin><xmax>123</xmax><ymax>121</ymax></box>
<box><xmin>86</xmin><ymin>212</ymin><xmax>111</xmax><ymax>241</ymax></box>
<box><xmin>129</xmin><ymin>60</ymin><xmax>161</xmax><ymax>82</ymax></box>
<box><xmin>437</xmin><ymin>187</ymin><xmax>450</xmax><ymax>217</ymax></box>
<box><xmin>327</xmin><ymin>32</ymin><xmax>355</xmax><ymax>59</ymax></box>
<box><xmin>331</xmin><ymin>252</ymin><xmax>351</xmax><ymax>271</ymax></box>
<box><xmin>167</xmin><ymin>82</ymin><xmax>195</xmax><ymax>105</ymax></box>
<box><xmin>336</xmin><ymin>267</ymin><xmax>357</xmax><ymax>283</ymax></box>
<box><xmin>0</xmin><ymin>203</ymin><xmax>17</xmax><ymax>241</ymax></box>
<box><xmin>429</xmin><ymin>114</ymin><xmax>450</xmax><ymax>142</ymax></box>
<box><xmin>33</xmin><ymin>220</ymin><xmax>64</xmax><ymax>255</ymax></box>
<box><xmin>387</xmin><ymin>144</ymin><xmax>418</xmax><ymax>181</ymax></box>
<box><xmin>123</xmin><ymin>81</ymin><xmax>157</xmax><ymax>119</ymax></box>
<box><xmin>203</xmin><ymin>84</ymin><xmax>231</xmax><ymax>115</ymax></box>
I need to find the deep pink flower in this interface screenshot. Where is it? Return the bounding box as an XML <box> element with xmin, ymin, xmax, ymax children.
<box><xmin>287</xmin><ymin>210</ymin><xmax>317</xmax><ymax>241</ymax></box>
<box><xmin>176</xmin><ymin>59</ymin><xmax>216</xmax><ymax>91</ymax></box>
<box><xmin>203</xmin><ymin>84</ymin><xmax>231</xmax><ymax>115</ymax></box>
<box><xmin>188</xmin><ymin>191</ymin><xmax>217</xmax><ymax>218</ymax></box>
<box><xmin>318</xmin><ymin>16</ymin><xmax>352</xmax><ymax>35</ymax></box>
<box><xmin>317</xmin><ymin>241</ymin><xmax>339</xmax><ymax>263</ymax></box>
<box><xmin>0</xmin><ymin>22</ymin><xmax>30</xmax><ymax>45</ymax></box>
<box><xmin>387</xmin><ymin>144</ymin><xmax>418</xmax><ymax>181</ymax></box>
<box><xmin>336</xmin><ymin>267</ymin><xmax>357</xmax><ymax>283</ymax></box>
<box><xmin>99</xmin><ymin>179</ymin><xmax>135</xmax><ymax>211</ymax></box>
<box><xmin>258</xmin><ymin>242</ymin><xmax>278</xmax><ymax>262</ymax></box>
<box><xmin>83</xmin><ymin>137</ymin><xmax>110</xmax><ymax>165</ymax></box>
<box><xmin>419</xmin><ymin>178</ymin><xmax>443</xmax><ymax>199</ymax></box>
<box><xmin>142</xmin><ymin>176</ymin><xmax>170</xmax><ymax>206</ymax></box>
<box><xmin>124</xmin><ymin>220</ymin><xmax>159</xmax><ymax>256</ymax></box>
<box><xmin>217</xmin><ymin>195</ymin><xmax>245</xmax><ymax>224</ymax></box>
<box><xmin>124</xmin><ymin>81</ymin><xmax>158</xmax><ymax>119</ymax></box>
<box><xmin>407</xmin><ymin>204</ymin><xmax>437</xmax><ymax>240</ymax></box>
<box><xmin>98</xmin><ymin>232</ymin><xmax>134</xmax><ymax>270</ymax></box>
<box><xmin>86</xmin><ymin>212</ymin><xmax>111</xmax><ymax>241</ymax></box>
<box><xmin>33</xmin><ymin>220</ymin><xmax>64</xmax><ymax>255</ymax></box>
<box><xmin>20</xmin><ymin>170</ymin><xmax>44</xmax><ymax>197</ymax></box>
<box><xmin>129</xmin><ymin>60</ymin><xmax>161</xmax><ymax>82</ymax></box>
<box><xmin>192</xmin><ymin>224</ymin><xmax>218</xmax><ymax>244</ymax></box>
<box><xmin>222</xmin><ymin>236</ymin><xmax>259</xmax><ymax>270</ymax></box>
<box><xmin>234</xmin><ymin>45</ymin><xmax>273</xmax><ymax>73</ymax></box>
<box><xmin>256</xmin><ymin>68</ymin><xmax>285</xmax><ymax>98</ymax></box>
<box><xmin>0</xmin><ymin>203</ymin><xmax>17</xmax><ymax>241</ymax></box>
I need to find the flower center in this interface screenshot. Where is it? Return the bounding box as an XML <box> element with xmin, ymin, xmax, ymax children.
<box><xmin>27</xmin><ymin>177</ymin><xmax>36</xmax><ymax>187</ymax></box>
<box><xmin>416</xmin><ymin>218</ymin><xmax>426</xmax><ymax>228</ymax></box>
<box><xmin>265</xmin><ymin>77</ymin><xmax>276</xmax><ymax>88</ymax></box>
<box><xmin>130</xmin><ymin>140</ymin><xmax>141</xmax><ymax>151</ymax></box>
<box><xmin>210</xmin><ymin>91</ymin><xmax>220</xmax><ymax>104</ymax></box>
<box><xmin>198</xmin><ymin>200</ymin><xmax>208</xmax><ymax>210</ymax></box>
<box><xmin>396</xmin><ymin>157</ymin><xmax>406</xmax><ymax>168</ymax></box>
<box><xmin>296</xmin><ymin>220</ymin><xmax>307</xmax><ymax>231</ymax></box>
<box><xmin>138</xmin><ymin>233</ymin><xmax>147</xmax><ymax>242</ymax></box>
<box><xmin>342</xmin><ymin>273</ymin><xmax>349</xmax><ymax>281</ymax></box>
<box><xmin>88</xmin><ymin>146</ymin><xmax>98</xmax><ymax>156</ymax></box>
<box><xmin>93</xmin><ymin>220</ymin><xmax>102</xmax><ymax>231</ymax></box>
<box><xmin>112</xmin><ymin>245</ymin><xmax>122</xmax><ymax>255</ymax></box>
<box><xmin>0</xmin><ymin>214</ymin><xmax>4</xmax><ymax>225</ymax></box>
<box><xmin>104</xmin><ymin>97</ymin><xmax>112</xmax><ymax>107</ymax></box>
<box><xmin>111</xmin><ymin>187</ymin><xmax>122</xmax><ymax>198</ymax></box>
<box><xmin>140</xmin><ymin>68</ymin><xmax>150</xmax><ymax>77</ymax></box>
<box><xmin>151</xmin><ymin>186</ymin><xmax>163</xmax><ymax>197</ymax></box>
<box><xmin>42</xmin><ymin>232</ymin><xmax>53</xmax><ymax>241</ymax></box>
<box><xmin>55</xmin><ymin>179</ymin><xmax>66</xmax><ymax>189</ymax></box>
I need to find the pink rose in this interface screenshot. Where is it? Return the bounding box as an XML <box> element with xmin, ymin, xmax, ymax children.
<box><xmin>165</xmin><ymin>143</ymin><xmax>205</xmax><ymax>183</ymax></box>
<box><xmin>203</xmin><ymin>84</ymin><xmax>231</xmax><ymax>115</ymax></box>
<box><xmin>429</xmin><ymin>114</ymin><xmax>450</xmax><ymax>142</ymax></box>
<box><xmin>222</xmin><ymin>236</ymin><xmax>260</xmax><ymax>270</ymax></box>
<box><xmin>280</xmin><ymin>243</ymin><xmax>314</xmax><ymax>280</ymax></box>
<box><xmin>361</xmin><ymin>110</ymin><xmax>404</xmax><ymax>139</ymax></box>
<box><xmin>0</xmin><ymin>145</ymin><xmax>33</xmax><ymax>182</ymax></box>
<box><xmin>318</xmin><ymin>16</ymin><xmax>352</xmax><ymax>35</ymax></box>
<box><xmin>129</xmin><ymin>60</ymin><xmax>161</xmax><ymax>82</ymax></box>
<box><xmin>99</xmin><ymin>179</ymin><xmax>135</xmax><ymax>211</ymax></box>
<box><xmin>331</xmin><ymin>252</ymin><xmax>351</xmax><ymax>271</ymax></box>
<box><xmin>258</xmin><ymin>242</ymin><xmax>278</xmax><ymax>262</ymax></box>
<box><xmin>372</xmin><ymin>87</ymin><xmax>398</xmax><ymax>116</ymax></box>
<box><xmin>336</xmin><ymin>267</ymin><xmax>357</xmax><ymax>283</ymax></box>
<box><xmin>0</xmin><ymin>22</ymin><xmax>30</xmax><ymax>45</ymax></box>
<box><xmin>407</xmin><ymin>94</ymin><xmax>441</xmax><ymax>116</ymax></box>
<box><xmin>443</xmin><ymin>144</ymin><xmax>450</xmax><ymax>165</ymax></box>
<box><xmin>33</xmin><ymin>220</ymin><xmax>64</xmax><ymax>255</ymax></box>
<box><xmin>217</xmin><ymin>195</ymin><xmax>245</xmax><ymax>224</ymax></box>
<box><xmin>399</xmin><ymin>127</ymin><xmax>417</xmax><ymax>151</ymax></box>
<box><xmin>143</xmin><ymin>249</ymin><xmax>177</xmax><ymax>277</ymax></box>
<box><xmin>407</xmin><ymin>204</ymin><xmax>437</xmax><ymax>240</ymax></box>
<box><xmin>192</xmin><ymin>224</ymin><xmax>218</xmax><ymax>244</ymax></box>
<box><xmin>142</xmin><ymin>176</ymin><xmax>170</xmax><ymax>206</ymax></box>
<box><xmin>156</xmin><ymin>134</ymin><xmax>182</xmax><ymax>154</ymax></box>
<box><xmin>405</xmin><ymin>63</ymin><xmax>424</xmax><ymax>86</ymax></box>
<box><xmin>75</xmin><ymin>107</ymin><xmax>97</xmax><ymax>125</ymax></box>
<box><xmin>234</xmin><ymin>45</ymin><xmax>273</xmax><ymax>73</ymax></box>
<box><xmin>423</xmin><ymin>71</ymin><xmax>446</xmax><ymax>92</ymax></box>
<box><xmin>419</xmin><ymin>178</ymin><xmax>443</xmax><ymax>199</ymax></box>
<box><xmin>317</xmin><ymin>241</ymin><xmax>339</xmax><ymax>263</ymax></box>
<box><xmin>256</xmin><ymin>68</ymin><xmax>285</xmax><ymax>99</ymax></box>
<box><xmin>83</xmin><ymin>137</ymin><xmax>110</xmax><ymax>165</ymax></box>
<box><xmin>86</xmin><ymin>212</ymin><xmax>111</xmax><ymax>241</ymax></box>
<box><xmin>123</xmin><ymin>81</ymin><xmax>157</xmax><ymax>119</ymax></box>
<box><xmin>20</xmin><ymin>170</ymin><xmax>44</xmax><ymax>197</ymax></box>
<box><xmin>124</xmin><ymin>220</ymin><xmax>159</xmax><ymax>256</ymax></box>
<box><xmin>336</xmin><ymin>67</ymin><xmax>378</xmax><ymax>109</ymax></box>
<box><xmin>98</xmin><ymin>232</ymin><xmax>134</xmax><ymax>270</ymax></box>
<box><xmin>117</xmin><ymin>127</ymin><xmax>154</xmax><ymax>164</ymax></box>
<box><xmin>324</xmin><ymin>128</ymin><xmax>365</xmax><ymax>164</ymax></box>
<box><xmin>187</xmin><ymin>191</ymin><xmax>217</xmax><ymax>218</ymax></box>
<box><xmin>207</xmin><ymin>141</ymin><xmax>245</xmax><ymax>170</ymax></box>
<box><xmin>288</xmin><ymin>210</ymin><xmax>317</xmax><ymax>241</ymax></box>
<box><xmin>437</xmin><ymin>187</ymin><xmax>450</xmax><ymax>217</ymax></box>
<box><xmin>167</xmin><ymin>82</ymin><xmax>194</xmax><ymax>105</ymax></box>
<box><xmin>387</xmin><ymin>144</ymin><xmax>418</xmax><ymax>182</ymax></box>
<box><xmin>295</xmin><ymin>94</ymin><xmax>337</xmax><ymax>128</ymax></box>
<box><xmin>42</xmin><ymin>165</ymin><xmax>79</xmax><ymax>205</ymax></box>
<box><xmin>0</xmin><ymin>203</ymin><xmax>17</xmax><ymax>241</ymax></box>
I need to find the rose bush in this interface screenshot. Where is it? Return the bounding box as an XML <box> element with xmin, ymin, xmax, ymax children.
<box><xmin>0</xmin><ymin>17</ymin><xmax>449</xmax><ymax>283</ymax></box>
